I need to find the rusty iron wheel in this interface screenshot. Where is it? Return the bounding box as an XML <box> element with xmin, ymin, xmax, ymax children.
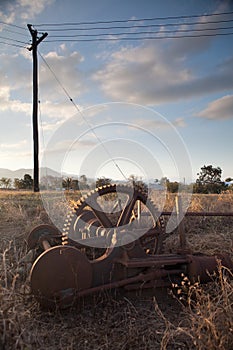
<box><xmin>27</xmin><ymin>224</ymin><xmax>62</xmax><ymax>250</ymax></box>
<box><xmin>30</xmin><ymin>245</ymin><xmax>92</xmax><ymax>309</ymax></box>
<box><xmin>63</xmin><ymin>184</ymin><xmax>165</xmax><ymax>258</ymax></box>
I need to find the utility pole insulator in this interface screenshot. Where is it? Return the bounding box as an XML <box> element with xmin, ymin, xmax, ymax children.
<box><xmin>27</xmin><ymin>24</ymin><xmax>48</xmax><ymax>192</ymax></box>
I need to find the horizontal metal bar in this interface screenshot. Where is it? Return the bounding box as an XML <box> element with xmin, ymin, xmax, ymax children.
<box><xmin>75</xmin><ymin>269</ymin><xmax>176</xmax><ymax>298</ymax></box>
<box><xmin>161</xmin><ymin>211</ymin><xmax>233</xmax><ymax>217</ymax></box>
<box><xmin>114</xmin><ymin>253</ymin><xmax>188</xmax><ymax>267</ymax></box>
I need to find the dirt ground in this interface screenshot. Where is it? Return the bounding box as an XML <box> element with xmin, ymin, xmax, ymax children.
<box><xmin>0</xmin><ymin>223</ymin><xmax>189</xmax><ymax>350</ymax></box>
<box><xmin>0</xmin><ymin>191</ymin><xmax>233</xmax><ymax>349</ymax></box>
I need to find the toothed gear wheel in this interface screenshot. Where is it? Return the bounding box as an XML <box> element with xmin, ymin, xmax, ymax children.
<box><xmin>63</xmin><ymin>184</ymin><xmax>165</xmax><ymax>258</ymax></box>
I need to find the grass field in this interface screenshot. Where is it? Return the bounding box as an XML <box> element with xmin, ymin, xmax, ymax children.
<box><xmin>0</xmin><ymin>190</ymin><xmax>232</xmax><ymax>349</ymax></box>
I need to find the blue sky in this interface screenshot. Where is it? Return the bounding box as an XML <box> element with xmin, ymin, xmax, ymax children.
<box><xmin>0</xmin><ymin>0</ymin><xmax>233</xmax><ymax>184</ymax></box>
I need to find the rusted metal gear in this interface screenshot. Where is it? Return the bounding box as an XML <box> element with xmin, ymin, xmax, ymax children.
<box><xmin>63</xmin><ymin>184</ymin><xmax>165</xmax><ymax>258</ymax></box>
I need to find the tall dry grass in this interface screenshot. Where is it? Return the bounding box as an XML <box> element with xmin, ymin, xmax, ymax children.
<box><xmin>159</xmin><ymin>265</ymin><xmax>233</xmax><ymax>350</ymax></box>
<box><xmin>0</xmin><ymin>190</ymin><xmax>232</xmax><ymax>349</ymax></box>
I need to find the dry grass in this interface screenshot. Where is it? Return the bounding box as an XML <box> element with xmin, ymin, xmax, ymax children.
<box><xmin>0</xmin><ymin>190</ymin><xmax>233</xmax><ymax>349</ymax></box>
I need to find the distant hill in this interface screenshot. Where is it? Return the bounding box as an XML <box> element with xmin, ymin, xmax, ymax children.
<box><xmin>0</xmin><ymin>167</ymin><xmax>61</xmax><ymax>180</ymax></box>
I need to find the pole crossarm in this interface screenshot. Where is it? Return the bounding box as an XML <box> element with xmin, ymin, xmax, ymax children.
<box><xmin>27</xmin><ymin>24</ymin><xmax>48</xmax><ymax>51</ymax></box>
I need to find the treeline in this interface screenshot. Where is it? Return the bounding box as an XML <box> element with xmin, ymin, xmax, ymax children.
<box><xmin>0</xmin><ymin>165</ymin><xmax>232</xmax><ymax>194</ymax></box>
<box><xmin>0</xmin><ymin>174</ymin><xmax>33</xmax><ymax>190</ymax></box>
<box><xmin>159</xmin><ymin>165</ymin><xmax>232</xmax><ymax>193</ymax></box>
<box><xmin>0</xmin><ymin>173</ymin><xmax>112</xmax><ymax>191</ymax></box>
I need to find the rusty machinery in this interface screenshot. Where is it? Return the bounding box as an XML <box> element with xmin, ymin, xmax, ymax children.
<box><xmin>27</xmin><ymin>184</ymin><xmax>233</xmax><ymax>309</ymax></box>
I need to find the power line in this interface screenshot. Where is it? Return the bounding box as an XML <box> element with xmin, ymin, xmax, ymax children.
<box><xmin>33</xmin><ymin>10</ymin><xmax>233</xmax><ymax>26</ymax></box>
<box><xmin>34</xmin><ymin>18</ymin><xmax>233</xmax><ymax>32</ymax></box>
<box><xmin>0</xmin><ymin>41</ymin><xmax>26</xmax><ymax>49</ymax></box>
<box><xmin>0</xmin><ymin>21</ymin><xmax>27</xmax><ymax>30</ymax></box>
<box><xmin>2</xmin><ymin>28</ymin><xmax>29</xmax><ymax>37</ymax></box>
<box><xmin>48</xmin><ymin>25</ymin><xmax>233</xmax><ymax>38</ymax></box>
<box><xmin>46</xmin><ymin>31</ymin><xmax>233</xmax><ymax>43</ymax></box>
<box><xmin>0</xmin><ymin>35</ymin><xmax>29</xmax><ymax>45</ymax></box>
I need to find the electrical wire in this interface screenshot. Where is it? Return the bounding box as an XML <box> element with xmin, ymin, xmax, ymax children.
<box><xmin>32</xmin><ymin>13</ymin><xmax>233</xmax><ymax>43</ymax></box>
<box><xmin>38</xmin><ymin>51</ymin><xmax>128</xmax><ymax>181</ymax></box>
<box><xmin>46</xmin><ymin>31</ymin><xmax>233</xmax><ymax>42</ymax></box>
<box><xmin>33</xmin><ymin>10</ymin><xmax>233</xmax><ymax>26</ymax></box>
<box><xmin>1</xmin><ymin>9</ymin><xmax>232</xmax><ymax>49</ymax></box>
<box><xmin>48</xmin><ymin>25</ymin><xmax>233</xmax><ymax>38</ymax></box>
<box><xmin>0</xmin><ymin>41</ymin><xmax>26</xmax><ymax>48</ymax></box>
<box><xmin>2</xmin><ymin>28</ymin><xmax>29</xmax><ymax>37</ymax></box>
<box><xmin>34</xmin><ymin>18</ymin><xmax>233</xmax><ymax>32</ymax></box>
<box><xmin>0</xmin><ymin>22</ymin><xmax>30</xmax><ymax>50</ymax></box>
<box><xmin>0</xmin><ymin>35</ymin><xmax>29</xmax><ymax>45</ymax></box>
<box><xmin>0</xmin><ymin>21</ymin><xmax>27</xmax><ymax>30</ymax></box>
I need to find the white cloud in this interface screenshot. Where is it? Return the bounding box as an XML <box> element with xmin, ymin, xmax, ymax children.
<box><xmin>18</xmin><ymin>0</ymin><xmax>55</xmax><ymax>20</ymax></box>
<box><xmin>44</xmin><ymin>138</ymin><xmax>98</xmax><ymax>155</ymax></box>
<box><xmin>0</xmin><ymin>49</ymin><xmax>85</xmax><ymax>119</ymax></box>
<box><xmin>38</xmin><ymin>100</ymin><xmax>81</xmax><ymax>120</ymax></box>
<box><xmin>93</xmin><ymin>41</ymin><xmax>233</xmax><ymax>105</ymax></box>
<box><xmin>167</xmin><ymin>3</ymin><xmax>232</xmax><ymax>58</ymax></box>
<box><xmin>0</xmin><ymin>83</ymin><xmax>31</xmax><ymax>114</ymax></box>
<box><xmin>0</xmin><ymin>149</ymin><xmax>32</xmax><ymax>165</ymax></box>
<box><xmin>0</xmin><ymin>139</ymin><xmax>31</xmax><ymax>164</ymax></box>
<box><xmin>0</xmin><ymin>86</ymin><xmax>10</xmax><ymax>106</ymax></box>
<box><xmin>133</xmin><ymin>117</ymin><xmax>186</xmax><ymax>130</ymax></box>
<box><xmin>0</xmin><ymin>0</ymin><xmax>55</xmax><ymax>24</ymax></box>
<box><xmin>173</xmin><ymin>118</ymin><xmax>186</xmax><ymax>128</ymax></box>
<box><xmin>39</xmin><ymin>50</ymin><xmax>86</xmax><ymax>101</ymax></box>
<box><xmin>40</xmin><ymin>120</ymin><xmax>64</xmax><ymax>132</ymax></box>
<box><xmin>0</xmin><ymin>139</ymin><xmax>28</xmax><ymax>149</ymax></box>
<box><xmin>92</xmin><ymin>4</ymin><xmax>233</xmax><ymax>106</ymax></box>
<box><xmin>197</xmin><ymin>95</ymin><xmax>233</xmax><ymax>120</ymax></box>
<box><xmin>0</xmin><ymin>52</ymin><xmax>31</xmax><ymax>93</ymax></box>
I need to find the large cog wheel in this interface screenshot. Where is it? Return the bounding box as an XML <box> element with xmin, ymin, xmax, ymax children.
<box><xmin>63</xmin><ymin>184</ymin><xmax>165</xmax><ymax>259</ymax></box>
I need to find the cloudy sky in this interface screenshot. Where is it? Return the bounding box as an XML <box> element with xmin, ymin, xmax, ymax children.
<box><xmin>0</xmin><ymin>0</ymin><xmax>233</xmax><ymax>183</ymax></box>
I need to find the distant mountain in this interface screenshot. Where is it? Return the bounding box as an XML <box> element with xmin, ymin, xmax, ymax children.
<box><xmin>0</xmin><ymin>167</ymin><xmax>61</xmax><ymax>180</ymax></box>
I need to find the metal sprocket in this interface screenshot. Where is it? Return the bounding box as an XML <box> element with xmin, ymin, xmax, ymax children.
<box><xmin>62</xmin><ymin>184</ymin><xmax>165</xmax><ymax>258</ymax></box>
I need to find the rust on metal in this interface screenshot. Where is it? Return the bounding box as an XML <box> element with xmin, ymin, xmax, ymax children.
<box><xmin>26</xmin><ymin>185</ymin><xmax>233</xmax><ymax>309</ymax></box>
<box><xmin>30</xmin><ymin>245</ymin><xmax>92</xmax><ymax>309</ymax></box>
<box><xmin>27</xmin><ymin>224</ymin><xmax>61</xmax><ymax>250</ymax></box>
<box><xmin>162</xmin><ymin>211</ymin><xmax>233</xmax><ymax>217</ymax></box>
<box><xmin>187</xmin><ymin>253</ymin><xmax>233</xmax><ymax>283</ymax></box>
<box><xmin>175</xmin><ymin>195</ymin><xmax>187</xmax><ymax>250</ymax></box>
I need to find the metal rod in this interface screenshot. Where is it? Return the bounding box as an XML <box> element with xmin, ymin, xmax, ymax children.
<box><xmin>160</xmin><ymin>211</ymin><xmax>233</xmax><ymax>217</ymax></box>
<box><xmin>41</xmin><ymin>239</ymin><xmax>51</xmax><ymax>251</ymax></box>
<box><xmin>175</xmin><ymin>195</ymin><xmax>186</xmax><ymax>249</ymax></box>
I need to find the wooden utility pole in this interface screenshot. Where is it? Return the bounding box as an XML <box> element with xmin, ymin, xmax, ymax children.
<box><xmin>27</xmin><ymin>24</ymin><xmax>48</xmax><ymax>192</ymax></box>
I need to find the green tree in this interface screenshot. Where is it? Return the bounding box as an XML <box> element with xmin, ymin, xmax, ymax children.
<box><xmin>79</xmin><ymin>175</ymin><xmax>89</xmax><ymax>190</ymax></box>
<box><xmin>71</xmin><ymin>179</ymin><xmax>79</xmax><ymax>191</ymax></box>
<box><xmin>96</xmin><ymin>177</ymin><xmax>112</xmax><ymax>188</ymax></box>
<box><xmin>167</xmin><ymin>181</ymin><xmax>179</xmax><ymax>193</ymax></box>
<box><xmin>128</xmin><ymin>174</ymin><xmax>148</xmax><ymax>193</ymax></box>
<box><xmin>62</xmin><ymin>177</ymin><xmax>72</xmax><ymax>191</ymax></box>
<box><xmin>23</xmin><ymin>174</ymin><xmax>33</xmax><ymax>189</ymax></box>
<box><xmin>195</xmin><ymin>165</ymin><xmax>226</xmax><ymax>193</ymax></box>
<box><xmin>159</xmin><ymin>177</ymin><xmax>169</xmax><ymax>187</ymax></box>
<box><xmin>13</xmin><ymin>174</ymin><xmax>33</xmax><ymax>190</ymax></box>
<box><xmin>14</xmin><ymin>178</ymin><xmax>24</xmax><ymax>190</ymax></box>
<box><xmin>0</xmin><ymin>177</ymin><xmax>12</xmax><ymax>189</ymax></box>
